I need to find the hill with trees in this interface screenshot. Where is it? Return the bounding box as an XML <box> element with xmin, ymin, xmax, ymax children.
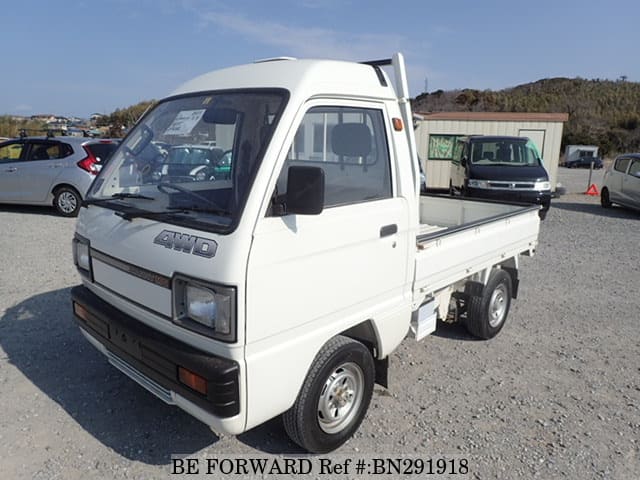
<box><xmin>96</xmin><ymin>100</ymin><xmax>156</xmax><ymax>137</ymax></box>
<box><xmin>411</xmin><ymin>77</ymin><xmax>640</xmax><ymax>156</ymax></box>
<box><xmin>0</xmin><ymin>116</ymin><xmax>47</xmax><ymax>138</ymax></box>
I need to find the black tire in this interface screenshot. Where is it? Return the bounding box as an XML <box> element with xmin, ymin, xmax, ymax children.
<box><xmin>601</xmin><ymin>187</ymin><xmax>612</xmax><ymax>208</ymax></box>
<box><xmin>53</xmin><ymin>186</ymin><xmax>81</xmax><ymax>217</ymax></box>
<box><xmin>538</xmin><ymin>208</ymin><xmax>548</xmax><ymax>220</ymax></box>
<box><xmin>465</xmin><ymin>269</ymin><xmax>512</xmax><ymax>339</ymax></box>
<box><xmin>283</xmin><ymin>336</ymin><xmax>374</xmax><ymax>453</ymax></box>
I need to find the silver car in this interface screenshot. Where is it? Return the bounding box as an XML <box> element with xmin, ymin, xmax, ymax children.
<box><xmin>601</xmin><ymin>154</ymin><xmax>640</xmax><ymax>211</ymax></box>
<box><xmin>0</xmin><ymin>136</ymin><xmax>118</xmax><ymax>216</ymax></box>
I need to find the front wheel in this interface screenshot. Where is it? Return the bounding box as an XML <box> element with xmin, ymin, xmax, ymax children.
<box><xmin>54</xmin><ymin>186</ymin><xmax>81</xmax><ymax>217</ymax></box>
<box><xmin>465</xmin><ymin>269</ymin><xmax>512</xmax><ymax>339</ymax></box>
<box><xmin>601</xmin><ymin>187</ymin><xmax>612</xmax><ymax>208</ymax></box>
<box><xmin>283</xmin><ymin>336</ymin><xmax>374</xmax><ymax>453</ymax></box>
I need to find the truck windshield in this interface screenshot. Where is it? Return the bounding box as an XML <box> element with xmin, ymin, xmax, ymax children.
<box><xmin>470</xmin><ymin>139</ymin><xmax>540</xmax><ymax>166</ymax></box>
<box><xmin>87</xmin><ymin>90</ymin><xmax>287</xmax><ymax>232</ymax></box>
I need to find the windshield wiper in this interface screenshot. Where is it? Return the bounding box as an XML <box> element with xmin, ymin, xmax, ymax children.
<box><xmin>84</xmin><ymin>192</ymin><xmax>155</xmax><ymax>206</ymax></box>
<box><xmin>166</xmin><ymin>205</ymin><xmax>230</xmax><ymax>216</ymax></box>
<box><xmin>114</xmin><ymin>208</ymin><xmax>188</xmax><ymax>222</ymax></box>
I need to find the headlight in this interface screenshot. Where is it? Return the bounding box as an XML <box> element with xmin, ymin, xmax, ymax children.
<box><xmin>533</xmin><ymin>181</ymin><xmax>551</xmax><ymax>191</ymax></box>
<box><xmin>173</xmin><ymin>276</ymin><xmax>236</xmax><ymax>342</ymax></box>
<box><xmin>72</xmin><ymin>234</ymin><xmax>92</xmax><ymax>279</ymax></box>
<box><xmin>468</xmin><ymin>179</ymin><xmax>489</xmax><ymax>189</ymax></box>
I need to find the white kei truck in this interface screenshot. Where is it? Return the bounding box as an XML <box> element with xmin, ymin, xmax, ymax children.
<box><xmin>71</xmin><ymin>53</ymin><xmax>540</xmax><ymax>453</ymax></box>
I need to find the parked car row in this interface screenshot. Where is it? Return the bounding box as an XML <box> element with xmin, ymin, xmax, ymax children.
<box><xmin>0</xmin><ymin>136</ymin><xmax>118</xmax><ymax>216</ymax></box>
<box><xmin>563</xmin><ymin>156</ymin><xmax>604</xmax><ymax>169</ymax></box>
<box><xmin>601</xmin><ymin>153</ymin><xmax>640</xmax><ymax>211</ymax></box>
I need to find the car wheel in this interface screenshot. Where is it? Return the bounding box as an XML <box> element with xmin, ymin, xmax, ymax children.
<box><xmin>538</xmin><ymin>208</ymin><xmax>548</xmax><ymax>220</ymax></box>
<box><xmin>464</xmin><ymin>269</ymin><xmax>512</xmax><ymax>339</ymax></box>
<box><xmin>54</xmin><ymin>186</ymin><xmax>81</xmax><ymax>217</ymax></box>
<box><xmin>601</xmin><ymin>187</ymin><xmax>612</xmax><ymax>208</ymax></box>
<box><xmin>283</xmin><ymin>336</ymin><xmax>374</xmax><ymax>453</ymax></box>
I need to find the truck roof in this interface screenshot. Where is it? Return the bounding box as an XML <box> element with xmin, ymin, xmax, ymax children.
<box><xmin>467</xmin><ymin>135</ymin><xmax>529</xmax><ymax>143</ymax></box>
<box><xmin>170</xmin><ymin>58</ymin><xmax>397</xmax><ymax>101</ymax></box>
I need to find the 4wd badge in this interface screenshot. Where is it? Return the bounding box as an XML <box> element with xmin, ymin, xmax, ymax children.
<box><xmin>153</xmin><ymin>230</ymin><xmax>217</xmax><ymax>258</ymax></box>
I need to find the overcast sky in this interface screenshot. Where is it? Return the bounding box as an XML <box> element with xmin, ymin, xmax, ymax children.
<box><xmin>1</xmin><ymin>0</ymin><xmax>638</xmax><ymax>117</ymax></box>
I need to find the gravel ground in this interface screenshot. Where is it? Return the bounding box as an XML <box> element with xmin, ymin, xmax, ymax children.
<box><xmin>1</xmin><ymin>167</ymin><xmax>638</xmax><ymax>479</ymax></box>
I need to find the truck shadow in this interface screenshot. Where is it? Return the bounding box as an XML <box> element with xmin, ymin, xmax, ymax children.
<box><xmin>0</xmin><ymin>204</ymin><xmax>59</xmax><ymax>217</ymax></box>
<box><xmin>552</xmin><ymin>202</ymin><xmax>640</xmax><ymax>219</ymax></box>
<box><xmin>432</xmin><ymin>320</ymin><xmax>479</xmax><ymax>341</ymax></box>
<box><xmin>237</xmin><ymin>418</ymin><xmax>306</xmax><ymax>454</ymax></box>
<box><xmin>0</xmin><ymin>288</ymin><xmax>218</xmax><ymax>465</ymax></box>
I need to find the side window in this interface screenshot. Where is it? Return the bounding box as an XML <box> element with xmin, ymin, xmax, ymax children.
<box><xmin>629</xmin><ymin>159</ymin><xmax>640</xmax><ymax>177</ymax></box>
<box><xmin>277</xmin><ymin>106</ymin><xmax>392</xmax><ymax>209</ymax></box>
<box><xmin>0</xmin><ymin>142</ymin><xmax>24</xmax><ymax>162</ymax></box>
<box><xmin>614</xmin><ymin>157</ymin><xmax>631</xmax><ymax>173</ymax></box>
<box><xmin>29</xmin><ymin>142</ymin><xmax>73</xmax><ymax>161</ymax></box>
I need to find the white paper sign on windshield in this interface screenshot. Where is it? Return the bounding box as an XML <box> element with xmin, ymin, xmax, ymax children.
<box><xmin>164</xmin><ymin>109</ymin><xmax>206</xmax><ymax>136</ymax></box>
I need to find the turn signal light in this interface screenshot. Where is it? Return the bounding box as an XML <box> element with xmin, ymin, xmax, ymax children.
<box><xmin>178</xmin><ymin>366</ymin><xmax>208</xmax><ymax>395</ymax></box>
<box><xmin>392</xmin><ymin>117</ymin><xmax>403</xmax><ymax>131</ymax></box>
<box><xmin>73</xmin><ymin>302</ymin><xmax>90</xmax><ymax>322</ymax></box>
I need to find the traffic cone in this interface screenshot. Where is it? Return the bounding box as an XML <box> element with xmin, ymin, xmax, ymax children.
<box><xmin>585</xmin><ymin>184</ymin><xmax>599</xmax><ymax>196</ymax></box>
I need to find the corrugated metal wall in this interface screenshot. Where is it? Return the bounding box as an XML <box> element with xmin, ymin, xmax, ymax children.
<box><xmin>415</xmin><ymin>119</ymin><xmax>564</xmax><ymax>191</ymax></box>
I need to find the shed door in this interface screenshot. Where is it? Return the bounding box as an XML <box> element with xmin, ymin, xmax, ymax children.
<box><xmin>519</xmin><ymin>129</ymin><xmax>545</xmax><ymax>160</ymax></box>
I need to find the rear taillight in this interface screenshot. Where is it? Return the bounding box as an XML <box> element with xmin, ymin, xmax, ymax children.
<box><xmin>77</xmin><ymin>146</ymin><xmax>99</xmax><ymax>175</ymax></box>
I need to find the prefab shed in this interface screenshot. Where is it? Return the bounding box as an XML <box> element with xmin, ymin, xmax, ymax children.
<box><xmin>414</xmin><ymin>112</ymin><xmax>568</xmax><ymax>191</ymax></box>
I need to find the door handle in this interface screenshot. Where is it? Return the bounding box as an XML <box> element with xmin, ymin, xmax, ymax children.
<box><xmin>380</xmin><ymin>224</ymin><xmax>398</xmax><ymax>238</ymax></box>
<box><xmin>5</xmin><ymin>167</ymin><xmax>17</xmax><ymax>173</ymax></box>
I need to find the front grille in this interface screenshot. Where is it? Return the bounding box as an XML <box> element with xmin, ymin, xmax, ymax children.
<box><xmin>487</xmin><ymin>182</ymin><xmax>535</xmax><ymax>190</ymax></box>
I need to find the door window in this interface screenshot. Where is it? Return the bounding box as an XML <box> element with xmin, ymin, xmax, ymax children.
<box><xmin>27</xmin><ymin>142</ymin><xmax>73</xmax><ymax>161</ymax></box>
<box><xmin>276</xmin><ymin>106</ymin><xmax>392</xmax><ymax>209</ymax></box>
<box><xmin>614</xmin><ymin>157</ymin><xmax>631</xmax><ymax>173</ymax></box>
<box><xmin>629</xmin><ymin>159</ymin><xmax>640</xmax><ymax>177</ymax></box>
<box><xmin>0</xmin><ymin>142</ymin><xmax>24</xmax><ymax>162</ymax></box>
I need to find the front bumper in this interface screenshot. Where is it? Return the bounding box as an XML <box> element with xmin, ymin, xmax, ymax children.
<box><xmin>71</xmin><ymin>285</ymin><xmax>240</xmax><ymax>422</ymax></box>
<box><xmin>466</xmin><ymin>187</ymin><xmax>551</xmax><ymax>211</ymax></box>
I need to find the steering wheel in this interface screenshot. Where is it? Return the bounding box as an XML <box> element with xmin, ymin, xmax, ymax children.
<box><xmin>156</xmin><ymin>182</ymin><xmax>226</xmax><ymax>212</ymax></box>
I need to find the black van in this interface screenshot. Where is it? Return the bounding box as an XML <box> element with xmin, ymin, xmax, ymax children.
<box><xmin>450</xmin><ymin>135</ymin><xmax>551</xmax><ymax>219</ymax></box>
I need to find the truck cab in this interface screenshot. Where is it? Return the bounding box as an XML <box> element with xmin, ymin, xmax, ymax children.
<box><xmin>450</xmin><ymin>135</ymin><xmax>551</xmax><ymax>219</ymax></box>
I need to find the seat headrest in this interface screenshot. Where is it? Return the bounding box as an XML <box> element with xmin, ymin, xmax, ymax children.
<box><xmin>331</xmin><ymin>123</ymin><xmax>372</xmax><ymax>157</ymax></box>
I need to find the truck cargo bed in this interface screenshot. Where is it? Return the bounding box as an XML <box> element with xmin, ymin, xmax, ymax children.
<box><xmin>414</xmin><ymin>195</ymin><xmax>540</xmax><ymax>298</ymax></box>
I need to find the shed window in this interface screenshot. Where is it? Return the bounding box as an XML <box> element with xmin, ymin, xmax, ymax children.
<box><xmin>428</xmin><ymin>134</ymin><xmax>462</xmax><ymax>160</ymax></box>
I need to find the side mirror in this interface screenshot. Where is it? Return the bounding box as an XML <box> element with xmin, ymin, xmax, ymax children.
<box><xmin>286</xmin><ymin>166</ymin><xmax>324</xmax><ymax>215</ymax></box>
<box><xmin>461</xmin><ymin>156</ymin><xmax>467</xmax><ymax>167</ymax></box>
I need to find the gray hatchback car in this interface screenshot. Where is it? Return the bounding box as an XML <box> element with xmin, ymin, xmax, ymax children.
<box><xmin>0</xmin><ymin>136</ymin><xmax>118</xmax><ymax>216</ymax></box>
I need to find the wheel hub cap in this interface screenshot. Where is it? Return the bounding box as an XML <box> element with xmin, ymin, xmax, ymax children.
<box><xmin>488</xmin><ymin>284</ymin><xmax>508</xmax><ymax>327</ymax></box>
<box><xmin>317</xmin><ymin>362</ymin><xmax>364</xmax><ymax>434</ymax></box>
<box><xmin>58</xmin><ymin>192</ymin><xmax>77</xmax><ymax>213</ymax></box>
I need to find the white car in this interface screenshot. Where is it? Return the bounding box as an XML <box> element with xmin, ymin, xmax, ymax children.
<box><xmin>0</xmin><ymin>136</ymin><xmax>118</xmax><ymax>216</ymax></box>
<box><xmin>601</xmin><ymin>154</ymin><xmax>640</xmax><ymax>211</ymax></box>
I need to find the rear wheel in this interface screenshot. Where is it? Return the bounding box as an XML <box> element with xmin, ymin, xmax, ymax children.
<box><xmin>465</xmin><ymin>269</ymin><xmax>512</xmax><ymax>339</ymax></box>
<box><xmin>54</xmin><ymin>186</ymin><xmax>81</xmax><ymax>217</ymax></box>
<box><xmin>283</xmin><ymin>336</ymin><xmax>374</xmax><ymax>453</ymax></box>
<box><xmin>601</xmin><ymin>187</ymin><xmax>612</xmax><ymax>208</ymax></box>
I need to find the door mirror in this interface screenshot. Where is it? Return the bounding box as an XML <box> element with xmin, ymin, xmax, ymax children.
<box><xmin>286</xmin><ymin>166</ymin><xmax>324</xmax><ymax>215</ymax></box>
<box><xmin>461</xmin><ymin>156</ymin><xmax>468</xmax><ymax>167</ymax></box>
